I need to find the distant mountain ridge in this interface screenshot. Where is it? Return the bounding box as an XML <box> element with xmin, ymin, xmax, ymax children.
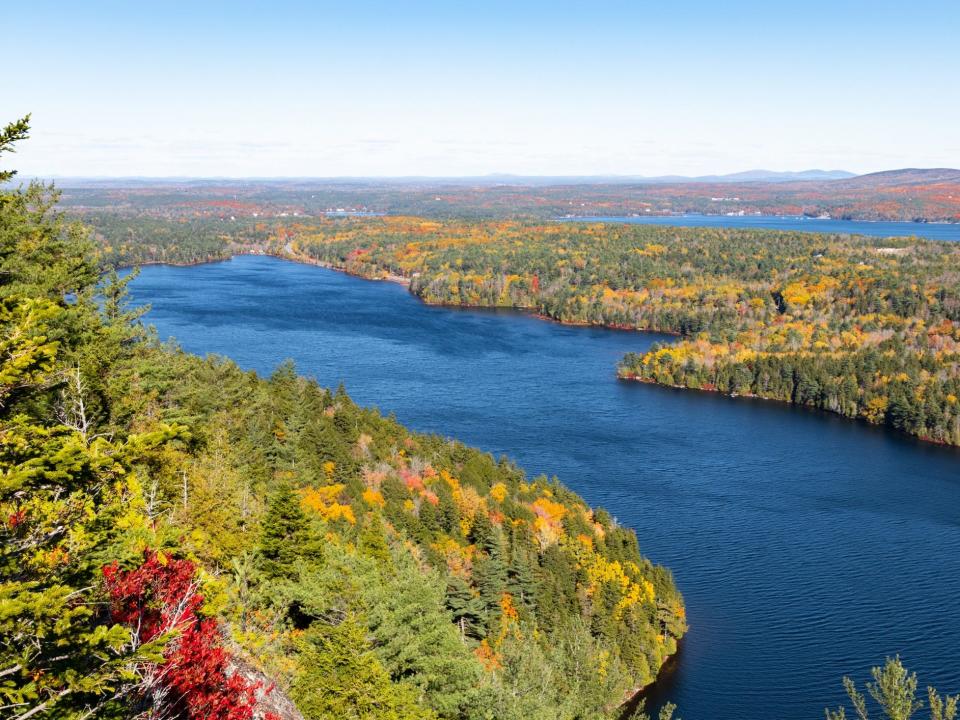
<box><xmin>470</xmin><ymin>169</ymin><xmax>858</xmax><ymax>185</ymax></box>
<box><xmin>21</xmin><ymin>168</ymin><xmax>960</xmax><ymax>189</ymax></box>
<box><xmin>2</xmin><ymin>169</ymin><xmax>858</xmax><ymax>187</ymax></box>
<box><xmin>833</xmin><ymin>168</ymin><xmax>960</xmax><ymax>189</ymax></box>
<box><xmin>644</xmin><ymin>169</ymin><xmax>857</xmax><ymax>183</ymax></box>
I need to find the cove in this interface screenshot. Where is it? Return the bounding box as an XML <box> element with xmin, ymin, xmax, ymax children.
<box><xmin>128</xmin><ymin>255</ymin><xmax>960</xmax><ymax>720</ymax></box>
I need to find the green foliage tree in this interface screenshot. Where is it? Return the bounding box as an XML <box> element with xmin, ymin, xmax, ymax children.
<box><xmin>445</xmin><ymin>574</ymin><xmax>486</xmax><ymax>641</ymax></box>
<box><xmin>0</xmin><ymin>116</ymin><xmax>30</xmax><ymax>184</ymax></box>
<box><xmin>362</xmin><ymin>547</ymin><xmax>489</xmax><ymax>720</ymax></box>
<box><xmin>826</xmin><ymin>658</ymin><xmax>958</xmax><ymax>720</ymax></box>
<box><xmin>0</xmin><ymin>116</ymin><xmax>183</xmax><ymax>719</ymax></box>
<box><xmin>257</xmin><ymin>483</ymin><xmax>323</xmax><ymax>580</ymax></box>
<box><xmin>291</xmin><ymin>618</ymin><xmax>434</xmax><ymax>720</ymax></box>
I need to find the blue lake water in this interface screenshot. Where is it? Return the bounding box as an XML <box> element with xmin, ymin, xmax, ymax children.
<box><xmin>567</xmin><ymin>214</ymin><xmax>960</xmax><ymax>241</ymax></box>
<box><xmin>129</xmin><ymin>255</ymin><xmax>960</xmax><ymax>720</ymax></box>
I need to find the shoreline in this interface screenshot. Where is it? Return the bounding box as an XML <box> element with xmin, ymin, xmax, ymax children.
<box><xmin>123</xmin><ymin>250</ymin><xmax>960</xmax><ymax>452</ymax></box>
<box><xmin>559</xmin><ymin>213</ymin><xmax>960</xmax><ymax>226</ymax></box>
<box><xmin>619</xmin><ymin>642</ymin><xmax>683</xmax><ymax>719</ymax></box>
<box><xmin>617</xmin><ymin>373</ymin><xmax>959</xmax><ymax>450</ymax></box>
<box><xmin>117</xmin><ymin>249</ymin><xmax>412</xmax><ymax>286</ymax></box>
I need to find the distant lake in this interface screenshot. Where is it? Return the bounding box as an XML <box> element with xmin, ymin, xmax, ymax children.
<box><xmin>564</xmin><ymin>214</ymin><xmax>960</xmax><ymax>241</ymax></box>
<box><xmin>129</xmin><ymin>256</ymin><xmax>960</xmax><ymax>720</ymax></box>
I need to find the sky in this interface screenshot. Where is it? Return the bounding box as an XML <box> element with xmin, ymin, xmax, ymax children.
<box><xmin>4</xmin><ymin>0</ymin><xmax>960</xmax><ymax>178</ymax></box>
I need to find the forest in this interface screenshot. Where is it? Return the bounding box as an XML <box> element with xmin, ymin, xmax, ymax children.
<box><xmin>0</xmin><ymin>119</ymin><xmax>685</xmax><ymax>719</ymax></box>
<box><xmin>226</xmin><ymin>216</ymin><xmax>959</xmax><ymax>447</ymax></box>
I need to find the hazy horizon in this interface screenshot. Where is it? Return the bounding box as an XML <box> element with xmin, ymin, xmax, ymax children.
<box><xmin>15</xmin><ymin>168</ymin><xmax>864</xmax><ymax>182</ymax></box>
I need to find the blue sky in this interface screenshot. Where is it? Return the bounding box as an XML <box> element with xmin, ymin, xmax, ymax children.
<box><xmin>5</xmin><ymin>0</ymin><xmax>959</xmax><ymax>177</ymax></box>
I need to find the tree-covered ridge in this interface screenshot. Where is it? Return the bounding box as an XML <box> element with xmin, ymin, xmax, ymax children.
<box><xmin>0</xmin><ymin>119</ymin><xmax>684</xmax><ymax>719</ymax></box>
<box><xmin>124</xmin><ymin>348</ymin><xmax>685</xmax><ymax>719</ymax></box>
<box><xmin>261</xmin><ymin>216</ymin><xmax>960</xmax><ymax>445</ymax></box>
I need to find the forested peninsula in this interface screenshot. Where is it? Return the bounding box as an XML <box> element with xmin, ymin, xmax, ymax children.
<box><xmin>1</xmin><ymin>120</ymin><xmax>685</xmax><ymax>719</ymax></box>
<box><xmin>89</xmin><ymin>213</ymin><xmax>960</xmax><ymax>447</ymax></box>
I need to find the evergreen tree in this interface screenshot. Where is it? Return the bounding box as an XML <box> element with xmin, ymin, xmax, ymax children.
<box><xmin>0</xmin><ymin>117</ymin><xmax>185</xmax><ymax>718</ymax></box>
<box><xmin>0</xmin><ymin>115</ymin><xmax>29</xmax><ymax>184</ymax></box>
<box><xmin>258</xmin><ymin>483</ymin><xmax>322</xmax><ymax>579</ymax></box>
<box><xmin>419</xmin><ymin>496</ymin><xmax>441</xmax><ymax>535</ymax></box>
<box><xmin>473</xmin><ymin>548</ymin><xmax>508</xmax><ymax>626</ymax></box>
<box><xmin>363</xmin><ymin>547</ymin><xmax>490</xmax><ymax>720</ymax></box>
<box><xmin>291</xmin><ymin>618</ymin><xmax>433</xmax><ymax>720</ymax></box>
<box><xmin>467</xmin><ymin>510</ymin><xmax>494</xmax><ymax>549</ymax></box>
<box><xmin>536</xmin><ymin>544</ymin><xmax>579</xmax><ymax>624</ymax></box>
<box><xmin>444</xmin><ymin>574</ymin><xmax>486</xmax><ymax>640</ymax></box>
<box><xmin>507</xmin><ymin>544</ymin><xmax>539</xmax><ymax>614</ymax></box>
<box><xmin>438</xmin><ymin>490</ymin><xmax>461</xmax><ymax>535</ymax></box>
<box><xmin>358</xmin><ymin>513</ymin><xmax>391</xmax><ymax>566</ymax></box>
<box><xmin>826</xmin><ymin>657</ymin><xmax>957</xmax><ymax>720</ymax></box>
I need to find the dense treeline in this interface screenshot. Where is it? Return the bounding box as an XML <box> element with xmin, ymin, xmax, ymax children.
<box><xmin>1</xmin><ymin>119</ymin><xmax>684</xmax><ymax>719</ymax></box>
<box><xmin>86</xmin><ymin>213</ymin><xmax>285</xmax><ymax>267</ymax></box>
<box><xmin>270</xmin><ymin>217</ymin><xmax>960</xmax><ymax>446</ymax></box>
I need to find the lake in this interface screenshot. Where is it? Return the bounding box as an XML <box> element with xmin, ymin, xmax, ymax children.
<box><xmin>566</xmin><ymin>214</ymin><xmax>960</xmax><ymax>241</ymax></box>
<box><xmin>129</xmin><ymin>255</ymin><xmax>960</xmax><ymax>720</ymax></box>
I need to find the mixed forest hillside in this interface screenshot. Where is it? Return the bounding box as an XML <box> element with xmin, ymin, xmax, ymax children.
<box><xmin>1</xmin><ymin>122</ymin><xmax>686</xmax><ymax>719</ymax></box>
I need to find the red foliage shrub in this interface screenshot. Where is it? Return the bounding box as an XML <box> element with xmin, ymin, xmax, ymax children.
<box><xmin>7</xmin><ymin>508</ymin><xmax>25</xmax><ymax>529</ymax></box>
<box><xmin>103</xmin><ymin>551</ymin><xmax>275</xmax><ymax>720</ymax></box>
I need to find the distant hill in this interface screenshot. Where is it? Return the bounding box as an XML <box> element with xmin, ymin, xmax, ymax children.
<box><xmin>836</xmin><ymin>168</ymin><xmax>960</xmax><ymax>189</ymax></box>
<box><xmin>474</xmin><ymin>170</ymin><xmax>859</xmax><ymax>185</ymax></box>
<box><xmin>680</xmin><ymin>169</ymin><xmax>856</xmax><ymax>183</ymax></box>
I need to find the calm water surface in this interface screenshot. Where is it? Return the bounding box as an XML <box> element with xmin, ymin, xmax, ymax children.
<box><xmin>129</xmin><ymin>256</ymin><xmax>960</xmax><ymax>720</ymax></box>
<box><xmin>569</xmin><ymin>214</ymin><xmax>960</xmax><ymax>241</ymax></box>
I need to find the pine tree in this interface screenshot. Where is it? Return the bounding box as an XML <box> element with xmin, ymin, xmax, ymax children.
<box><xmin>358</xmin><ymin>513</ymin><xmax>391</xmax><ymax>566</ymax></box>
<box><xmin>0</xmin><ymin>116</ymin><xmax>29</xmax><ymax>184</ymax></box>
<box><xmin>299</xmin><ymin>417</ymin><xmax>358</xmax><ymax>484</ymax></box>
<box><xmin>535</xmin><ymin>544</ymin><xmax>579</xmax><ymax>624</ymax></box>
<box><xmin>473</xmin><ymin>547</ymin><xmax>508</xmax><ymax>626</ymax></box>
<box><xmin>467</xmin><ymin>510</ymin><xmax>494</xmax><ymax>549</ymax></box>
<box><xmin>507</xmin><ymin>544</ymin><xmax>539</xmax><ymax>614</ymax></box>
<box><xmin>363</xmin><ymin>547</ymin><xmax>490</xmax><ymax>720</ymax></box>
<box><xmin>258</xmin><ymin>483</ymin><xmax>323</xmax><ymax>579</ymax></box>
<box><xmin>445</xmin><ymin>574</ymin><xmax>486</xmax><ymax>640</ymax></box>
<box><xmin>438</xmin><ymin>490</ymin><xmax>461</xmax><ymax>535</ymax></box>
<box><xmin>291</xmin><ymin>619</ymin><xmax>433</xmax><ymax>720</ymax></box>
<box><xmin>419</xmin><ymin>496</ymin><xmax>441</xmax><ymax>535</ymax></box>
<box><xmin>825</xmin><ymin>657</ymin><xmax>957</xmax><ymax>720</ymax></box>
